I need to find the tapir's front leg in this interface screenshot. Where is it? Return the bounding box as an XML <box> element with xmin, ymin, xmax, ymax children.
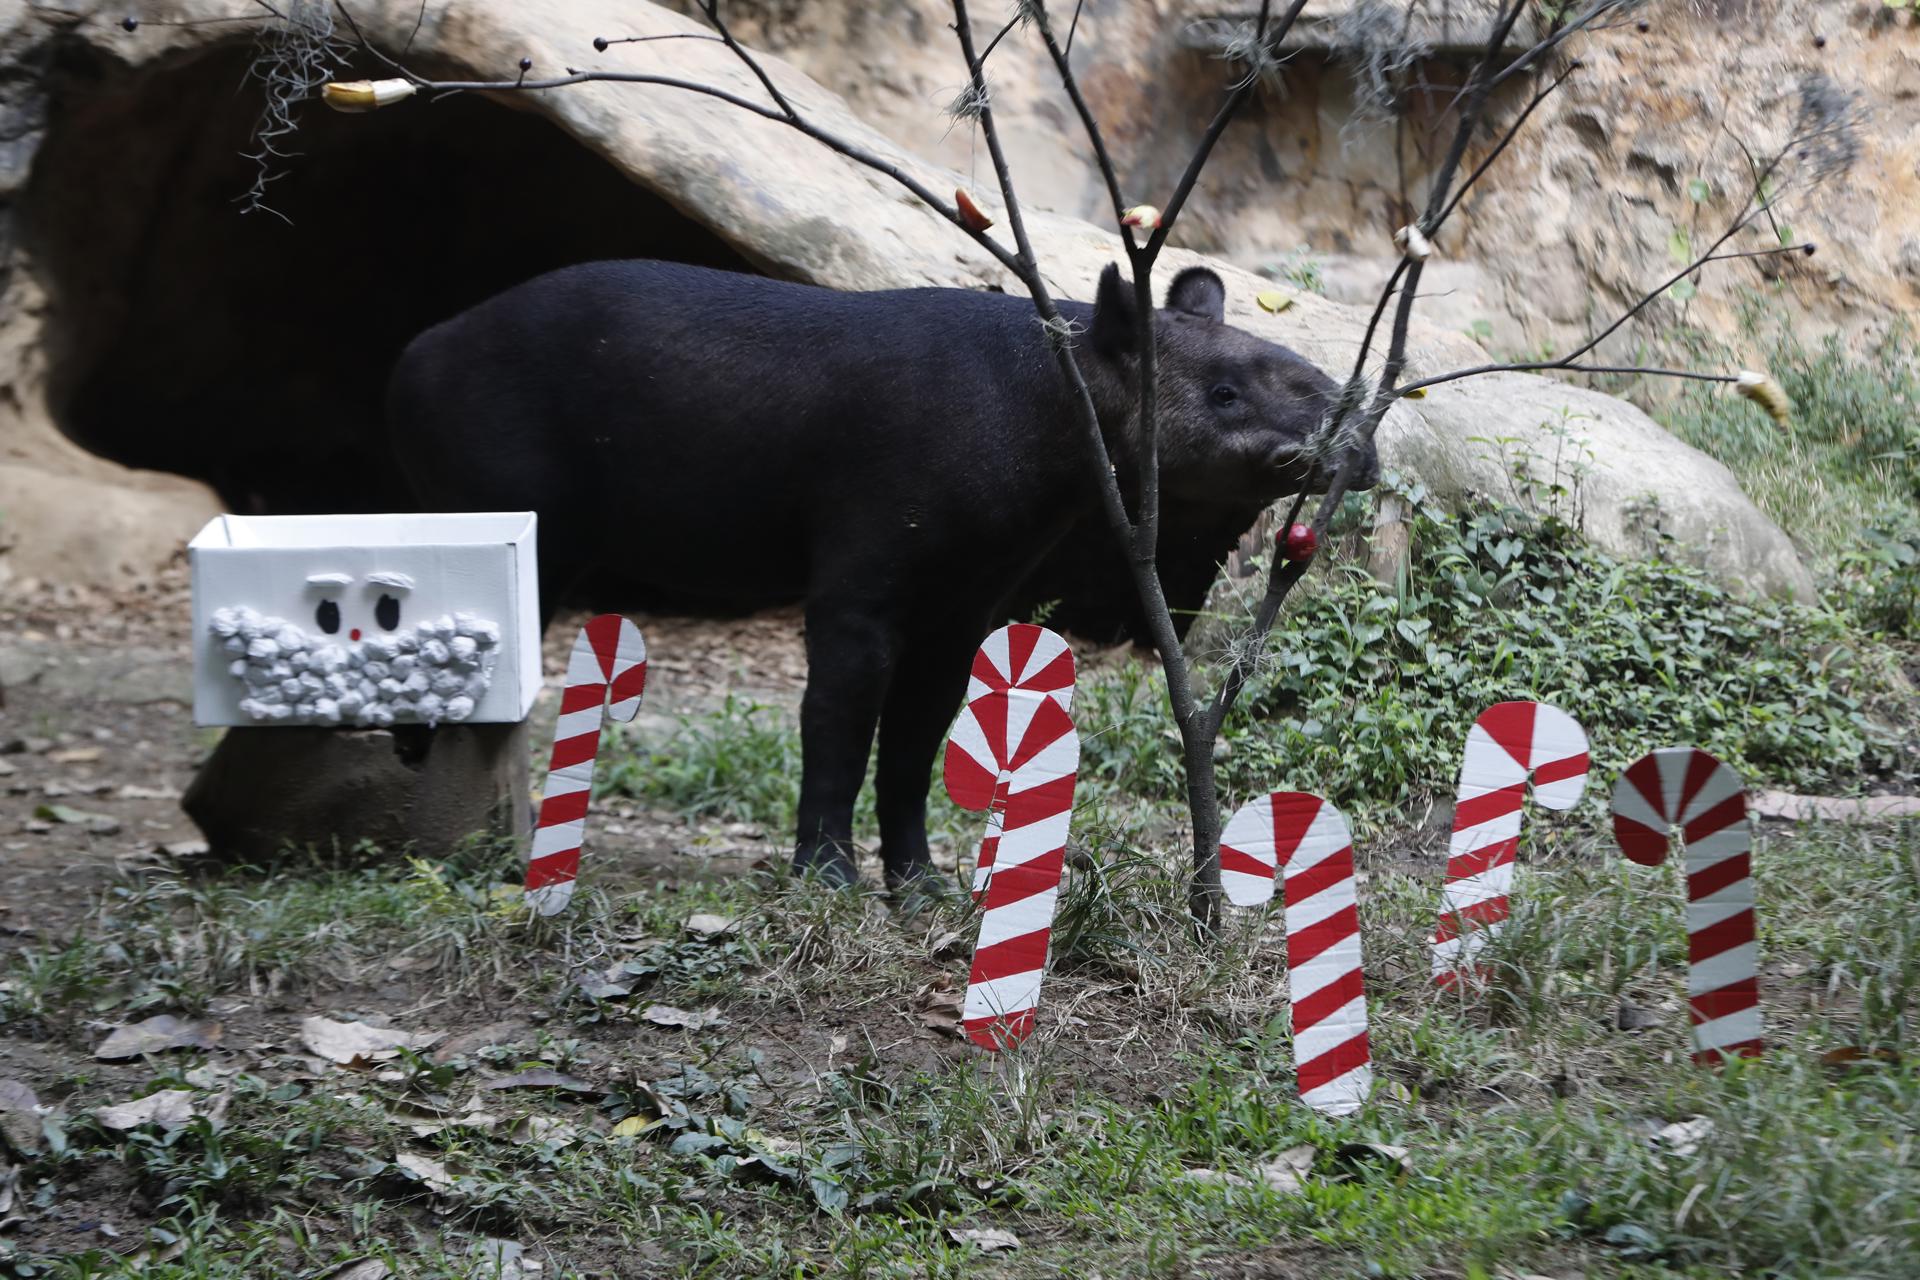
<box><xmin>793</xmin><ymin>598</ymin><xmax>902</xmax><ymax>886</ymax></box>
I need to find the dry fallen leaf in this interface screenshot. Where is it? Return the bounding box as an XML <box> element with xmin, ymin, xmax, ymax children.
<box><xmin>95</xmin><ymin>1090</ymin><xmax>199</xmax><ymax>1132</ymax></box>
<box><xmin>322</xmin><ymin>1258</ymin><xmax>393</xmax><ymax>1280</ymax></box>
<box><xmin>1652</xmin><ymin>1117</ymin><xmax>1713</xmax><ymax>1158</ymax></box>
<box><xmin>405</xmin><ymin>1107</ymin><xmax>499</xmax><ymax>1139</ymax></box>
<box><xmin>1331</xmin><ymin>1141</ymin><xmax>1413</xmax><ymax>1179</ymax></box>
<box><xmin>95</xmin><ymin>1014</ymin><xmax>222</xmax><ymax>1061</ymax></box>
<box><xmin>300</xmin><ymin>1016</ymin><xmax>441</xmax><ymax>1067</ymax></box>
<box><xmin>1820</xmin><ymin>1045</ymin><xmax>1902</xmax><ymax>1067</ymax></box>
<box><xmin>470</xmin><ymin>1238</ymin><xmax>536</xmax><ymax>1280</ymax></box>
<box><xmin>482</xmin><ymin>1069</ymin><xmax>594</xmax><ymax>1093</ymax></box>
<box><xmin>685</xmin><ymin>913</ymin><xmax>736</xmax><ymax>938</ymax></box>
<box><xmin>927</xmin><ymin>929</ymin><xmax>969</xmax><ymax>960</ymax></box>
<box><xmin>511</xmin><ymin>1115</ymin><xmax>583</xmax><ymax>1147</ymax></box>
<box><xmin>1183</xmin><ymin>1143</ymin><xmax>1314</xmax><ymax>1193</ymax></box>
<box><xmin>33</xmin><ymin>803</ymin><xmax>119</xmax><ymax>835</ymax></box>
<box><xmin>917</xmin><ymin>986</ymin><xmax>965</xmax><ymax>1037</ymax></box>
<box><xmin>50</xmin><ymin>747</ymin><xmax>103</xmax><ymax>764</ymax></box>
<box><xmin>642</xmin><ymin>1004</ymin><xmax>726</xmax><ymax>1031</ymax></box>
<box><xmin>947</xmin><ymin>1226</ymin><xmax>1020</xmax><ymax>1253</ymax></box>
<box><xmin>393</xmin><ymin>1150</ymin><xmax>458</xmax><ymax>1193</ymax></box>
<box><xmin>115</xmin><ymin>783</ymin><xmax>179</xmax><ymax>801</ymax></box>
<box><xmin>609</xmin><ymin>1116</ymin><xmax>653</xmax><ymax>1138</ymax></box>
<box><xmin>0</xmin><ymin>1164</ymin><xmax>18</xmax><ymax>1216</ymax></box>
<box><xmin>0</xmin><ymin>1080</ymin><xmax>42</xmax><ymax>1157</ymax></box>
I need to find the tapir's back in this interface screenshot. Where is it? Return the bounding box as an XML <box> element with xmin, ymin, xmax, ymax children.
<box><xmin>386</xmin><ymin>260</ymin><xmax>1084</xmax><ymax>611</ymax></box>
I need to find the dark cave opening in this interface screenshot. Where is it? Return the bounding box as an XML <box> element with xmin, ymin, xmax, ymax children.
<box><xmin>23</xmin><ymin>39</ymin><xmax>755</xmax><ymax>515</ymax></box>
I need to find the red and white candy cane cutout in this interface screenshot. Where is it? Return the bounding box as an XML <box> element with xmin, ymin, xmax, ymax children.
<box><xmin>943</xmin><ymin>624</ymin><xmax>1079</xmax><ymax>1050</ymax></box>
<box><xmin>1611</xmin><ymin>748</ymin><xmax>1762</xmax><ymax>1064</ymax></box>
<box><xmin>942</xmin><ymin>624</ymin><xmax>1077</xmax><ymax>900</ymax></box>
<box><xmin>1432</xmin><ymin>700</ymin><xmax>1590</xmax><ymax>987</ymax></box>
<box><xmin>525</xmin><ymin>614</ymin><xmax>649</xmax><ymax>916</ymax></box>
<box><xmin>1221</xmin><ymin>792</ymin><xmax>1372</xmax><ymax>1115</ymax></box>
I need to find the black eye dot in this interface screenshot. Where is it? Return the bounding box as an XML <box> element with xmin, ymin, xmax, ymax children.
<box><xmin>1210</xmin><ymin>384</ymin><xmax>1240</xmax><ymax>407</ymax></box>
<box><xmin>375</xmin><ymin>594</ymin><xmax>402</xmax><ymax>631</ymax></box>
<box><xmin>315</xmin><ymin>600</ymin><xmax>341</xmax><ymax>635</ymax></box>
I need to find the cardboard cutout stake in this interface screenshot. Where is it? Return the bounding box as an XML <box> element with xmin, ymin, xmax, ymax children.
<box><xmin>1221</xmin><ymin>791</ymin><xmax>1373</xmax><ymax>1115</ymax></box>
<box><xmin>945</xmin><ymin>624</ymin><xmax>1079</xmax><ymax>1050</ymax></box>
<box><xmin>1611</xmin><ymin>748</ymin><xmax>1763</xmax><ymax>1064</ymax></box>
<box><xmin>943</xmin><ymin>624</ymin><xmax>1077</xmax><ymax>899</ymax></box>
<box><xmin>1432</xmin><ymin>701</ymin><xmax>1590</xmax><ymax>987</ymax></box>
<box><xmin>525</xmin><ymin>615</ymin><xmax>649</xmax><ymax>915</ymax></box>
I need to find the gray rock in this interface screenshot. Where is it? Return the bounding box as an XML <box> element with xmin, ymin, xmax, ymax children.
<box><xmin>1385</xmin><ymin>375</ymin><xmax>1816</xmax><ymax>601</ymax></box>
<box><xmin>181</xmin><ymin>722</ymin><xmax>531</xmax><ymax>862</ymax></box>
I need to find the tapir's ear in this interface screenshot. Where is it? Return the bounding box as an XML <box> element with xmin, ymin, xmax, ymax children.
<box><xmin>1165</xmin><ymin>267</ymin><xmax>1226</xmax><ymax>323</ymax></box>
<box><xmin>1089</xmin><ymin>263</ymin><xmax>1137</xmax><ymax>358</ymax></box>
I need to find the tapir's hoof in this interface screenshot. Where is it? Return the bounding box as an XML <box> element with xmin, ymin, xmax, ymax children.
<box><xmin>791</xmin><ymin>844</ymin><xmax>859</xmax><ymax>889</ymax></box>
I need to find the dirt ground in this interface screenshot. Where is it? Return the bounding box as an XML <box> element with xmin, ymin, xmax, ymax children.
<box><xmin>0</xmin><ymin>570</ymin><xmax>816</xmax><ymax>949</ymax></box>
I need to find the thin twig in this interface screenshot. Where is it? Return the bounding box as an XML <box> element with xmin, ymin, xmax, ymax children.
<box><xmin>1031</xmin><ymin>4</ymin><xmax>1127</xmax><ymax>227</ymax></box>
<box><xmin>1144</xmin><ymin>0</ymin><xmax>1298</xmax><ymax>258</ymax></box>
<box><xmin>978</xmin><ymin>13</ymin><xmax>1021</xmax><ymax>65</ymax></box>
<box><xmin>1064</xmin><ymin>0</ymin><xmax>1088</xmax><ymax>57</ymax></box>
<box><xmin>594</xmin><ymin>33</ymin><xmax>728</xmax><ymax>49</ymax></box>
<box><xmin>1434</xmin><ymin>60</ymin><xmax>1580</xmax><ymax>227</ymax></box>
<box><xmin>699</xmin><ymin>0</ymin><xmax>797</xmax><ymax>120</ymax></box>
<box><xmin>401</xmin><ymin>0</ymin><xmax>424</xmax><ymax>57</ymax></box>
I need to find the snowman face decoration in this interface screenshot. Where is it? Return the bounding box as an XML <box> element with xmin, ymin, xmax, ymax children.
<box><xmin>209</xmin><ymin>569</ymin><xmax>503</xmax><ymax>727</ymax></box>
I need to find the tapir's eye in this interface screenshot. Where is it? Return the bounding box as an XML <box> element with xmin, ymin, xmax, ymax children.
<box><xmin>1210</xmin><ymin>384</ymin><xmax>1240</xmax><ymax>408</ymax></box>
<box><xmin>315</xmin><ymin>600</ymin><xmax>341</xmax><ymax>635</ymax></box>
<box><xmin>375</xmin><ymin>594</ymin><xmax>402</xmax><ymax>631</ymax></box>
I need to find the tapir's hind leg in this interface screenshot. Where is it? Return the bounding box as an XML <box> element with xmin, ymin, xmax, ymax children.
<box><xmin>793</xmin><ymin>599</ymin><xmax>903</xmax><ymax>886</ymax></box>
<box><xmin>873</xmin><ymin>622</ymin><xmax>990</xmax><ymax>891</ymax></box>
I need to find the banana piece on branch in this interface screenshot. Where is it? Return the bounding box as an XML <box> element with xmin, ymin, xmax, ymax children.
<box><xmin>322</xmin><ymin>80</ymin><xmax>418</xmax><ymax>113</ymax></box>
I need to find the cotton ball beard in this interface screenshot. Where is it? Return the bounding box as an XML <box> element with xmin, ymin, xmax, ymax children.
<box><xmin>210</xmin><ymin>605</ymin><xmax>501</xmax><ymax>727</ymax></box>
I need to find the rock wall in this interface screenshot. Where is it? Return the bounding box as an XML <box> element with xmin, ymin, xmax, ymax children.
<box><xmin>0</xmin><ymin>0</ymin><xmax>1817</xmax><ymax>602</ymax></box>
<box><xmin>686</xmin><ymin>0</ymin><xmax>1917</xmax><ymax>362</ymax></box>
<box><xmin>0</xmin><ymin>16</ymin><xmax>220</xmax><ymax>592</ymax></box>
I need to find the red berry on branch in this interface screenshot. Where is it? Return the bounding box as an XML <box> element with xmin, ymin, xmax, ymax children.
<box><xmin>1279</xmin><ymin>522</ymin><xmax>1318</xmax><ymax>562</ymax></box>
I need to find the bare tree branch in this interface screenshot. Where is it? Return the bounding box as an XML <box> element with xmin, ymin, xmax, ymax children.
<box><xmin>1143</xmin><ymin>0</ymin><xmax>1296</xmax><ymax>258</ymax></box>
<box><xmin>696</xmin><ymin>0</ymin><xmax>795</xmax><ymax>120</ymax></box>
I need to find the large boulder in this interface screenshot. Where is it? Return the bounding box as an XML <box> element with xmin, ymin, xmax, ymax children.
<box><xmin>0</xmin><ymin>0</ymin><xmax>1813</xmax><ymax>600</ymax></box>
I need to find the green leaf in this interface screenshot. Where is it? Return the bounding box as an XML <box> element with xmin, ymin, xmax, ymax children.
<box><xmin>809</xmin><ymin>1173</ymin><xmax>850</xmax><ymax>1213</ymax></box>
<box><xmin>1777</xmin><ymin>223</ymin><xmax>1796</xmax><ymax>246</ymax></box>
<box><xmin>1668</xmin><ymin>278</ymin><xmax>1698</xmax><ymax>302</ymax></box>
<box><xmin>1668</xmin><ymin>227</ymin><xmax>1693</xmax><ymax>263</ymax></box>
<box><xmin>669</xmin><ymin>1131</ymin><xmax>730</xmax><ymax>1157</ymax></box>
<box><xmin>1687</xmin><ymin>178</ymin><xmax>1711</xmax><ymax>203</ymax></box>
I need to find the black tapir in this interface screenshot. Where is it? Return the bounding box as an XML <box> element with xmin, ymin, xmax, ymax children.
<box><xmin>386</xmin><ymin>259</ymin><xmax>1374</xmax><ymax>888</ymax></box>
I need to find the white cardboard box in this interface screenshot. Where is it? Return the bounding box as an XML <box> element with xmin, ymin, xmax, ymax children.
<box><xmin>189</xmin><ymin>512</ymin><xmax>541</xmax><ymax>727</ymax></box>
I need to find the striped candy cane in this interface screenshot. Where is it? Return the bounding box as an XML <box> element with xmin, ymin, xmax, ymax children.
<box><xmin>1432</xmin><ymin>701</ymin><xmax>1590</xmax><ymax>987</ymax></box>
<box><xmin>1221</xmin><ymin>791</ymin><xmax>1372</xmax><ymax>1115</ymax></box>
<box><xmin>1611</xmin><ymin>748</ymin><xmax>1762</xmax><ymax>1065</ymax></box>
<box><xmin>525</xmin><ymin>614</ymin><xmax>649</xmax><ymax>916</ymax></box>
<box><xmin>944</xmin><ymin>624</ymin><xmax>1080</xmax><ymax>1050</ymax></box>
<box><xmin>942</xmin><ymin>624</ymin><xmax>1077</xmax><ymax>899</ymax></box>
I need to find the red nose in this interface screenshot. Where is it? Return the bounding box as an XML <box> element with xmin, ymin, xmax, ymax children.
<box><xmin>350</xmin><ymin>628</ymin><xmax>362</xmax><ymax>641</ymax></box>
